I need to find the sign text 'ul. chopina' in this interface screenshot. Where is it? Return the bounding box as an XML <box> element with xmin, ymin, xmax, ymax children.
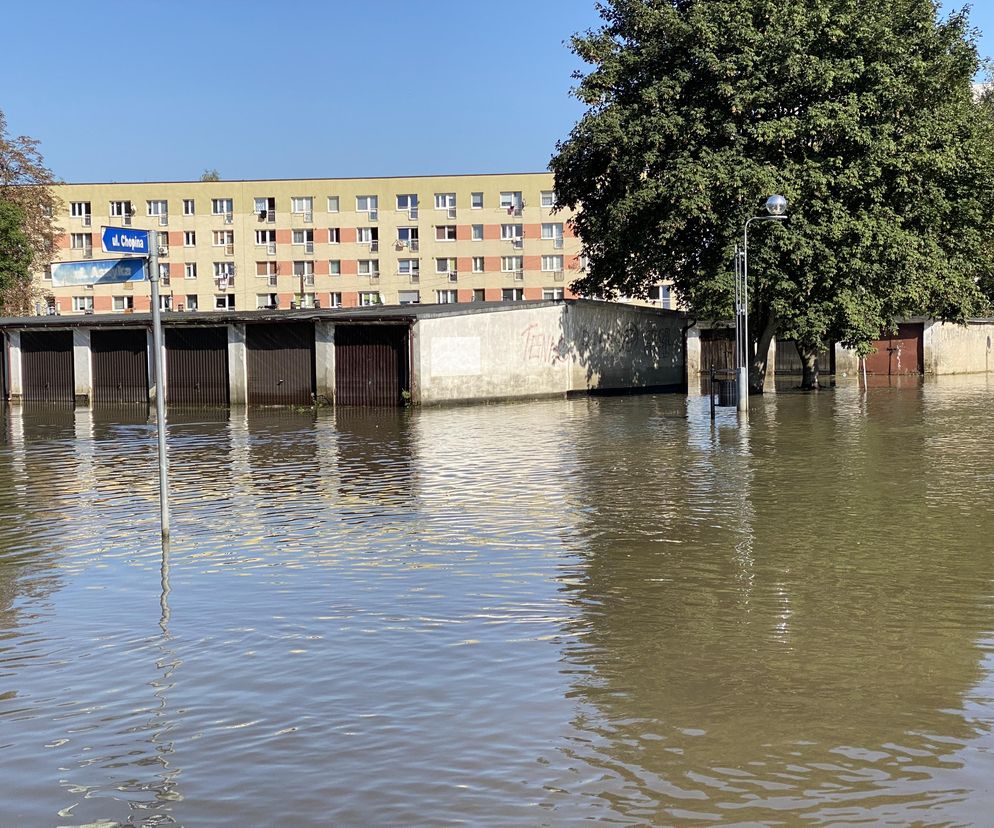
<box><xmin>101</xmin><ymin>226</ymin><xmax>151</xmax><ymax>255</ymax></box>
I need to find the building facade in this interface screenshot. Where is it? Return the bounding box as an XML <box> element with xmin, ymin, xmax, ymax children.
<box><xmin>39</xmin><ymin>172</ymin><xmax>669</xmax><ymax>316</ymax></box>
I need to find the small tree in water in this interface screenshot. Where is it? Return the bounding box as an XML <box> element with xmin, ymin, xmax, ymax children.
<box><xmin>551</xmin><ymin>0</ymin><xmax>994</xmax><ymax>390</ymax></box>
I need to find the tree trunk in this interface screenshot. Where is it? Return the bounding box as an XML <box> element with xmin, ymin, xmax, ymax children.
<box><xmin>798</xmin><ymin>344</ymin><xmax>820</xmax><ymax>390</ymax></box>
<box><xmin>749</xmin><ymin>315</ymin><xmax>777</xmax><ymax>394</ymax></box>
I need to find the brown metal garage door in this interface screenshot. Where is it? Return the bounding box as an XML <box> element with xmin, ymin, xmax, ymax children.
<box><xmin>699</xmin><ymin>328</ymin><xmax>734</xmax><ymax>395</ymax></box>
<box><xmin>335</xmin><ymin>324</ymin><xmax>409</xmax><ymax>407</ymax></box>
<box><xmin>165</xmin><ymin>327</ymin><xmax>229</xmax><ymax>406</ymax></box>
<box><xmin>20</xmin><ymin>330</ymin><xmax>75</xmax><ymax>404</ymax></box>
<box><xmin>246</xmin><ymin>322</ymin><xmax>315</xmax><ymax>405</ymax></box>
<box><xmin>91</xmin><ymin>328</ymin><xmax>149</xmax><ymax>405</ymax></box>
<box><xmin>775</xmin><ymin>340</ymin><xmax>834</xmax><ymax>375</ymax></box>
<box><xmin>865</xmin><ymin>323</ymin><xmax>923</xmax><ymax>375</ymax></box>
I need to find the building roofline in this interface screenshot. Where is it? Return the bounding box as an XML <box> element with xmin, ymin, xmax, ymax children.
<box><xmin>56</xmin><ymin>171</ymin><xmax>555</xmax><ymax>187</ymax></box>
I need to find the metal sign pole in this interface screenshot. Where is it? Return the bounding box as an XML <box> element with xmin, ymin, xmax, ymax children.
<box><xmin>149</xmin><ymin>231</ymin><xmax>170</xmax><ymax>540</ymax></box>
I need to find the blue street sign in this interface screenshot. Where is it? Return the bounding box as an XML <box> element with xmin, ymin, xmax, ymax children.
<box><xmin>101</xmin><ymin>225</ymin><xmax>150</xmax><ymax>255</ymax></box>
<box><xmin>51</xmin><ymin>258</ymin><xmax>147</xmax><ymax>287</ymax></box>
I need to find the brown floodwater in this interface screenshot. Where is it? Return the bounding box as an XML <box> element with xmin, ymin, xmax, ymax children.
<box><xmin>1</xmin><ymin>376</ymin><xmax>993</xmax><ymax>825</ymax></box>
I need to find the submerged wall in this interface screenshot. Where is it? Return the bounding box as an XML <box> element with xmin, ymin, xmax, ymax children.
<box><xmin>923</xmin><ymin>320</ymin><xmax>994</xmax><ymax>375</ymax></box>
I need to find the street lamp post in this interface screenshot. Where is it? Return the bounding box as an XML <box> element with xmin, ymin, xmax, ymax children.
<box><xmin>735</xmin><ymin>195</ymin><xmax>788</xmax><ymax>414</ymax></box>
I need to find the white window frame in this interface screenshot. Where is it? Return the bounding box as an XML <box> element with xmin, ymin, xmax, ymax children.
<box><xmin>501</xmin><ymin>224</ymin><xmax>523</xmax><ymax>240</ymax></box>
<box><xmin>72</xmin><ymin>295</ymin><xmax>94</xmax><ymax>312</ymax></box>
<box><xmin>357</xmin><ymin>259</ymin><xmax>380</xmax><ymax>277</ymax></box>
<box><xmin>471</xmin><ymin>224</ymin><xmax>483</xmax><ymax>241</ymax></box>
<box><xmin>327</xmin><ymin>196</ymin><xmax>340</xmax><ymax>213</ymax></box>
<box><xmin>471</xmin><ymin>192</ymin><xmax>483</xmax><ymax>209</ymax></box>
<box><xmin>396</xmin><ymin>194</ymin><xmax>419</xmax><ymax>211</ymax></box>
<box><xmin>255</xmin><ymin>229</ymin><xmax>276</xmax><ymax>246</ymax></box>
<box><xmin>329</xmin><ymin>260</ymin><xmax>341</xmax><ymax>276</ymax></box>
<box><xmin>472</xmin><ymin>256</ymin><xmax>484</xmax><ymax>273</ymax></box>
<box><xmin>358</xmin><ymin>291</ymin><xmax>381</xmax><ymax>306</ymax></box>
<box><xmin>397</xmin><ymin>258</ymin><xmax>420</xmax><ymax>277</ymax></box>
<box><xmin>499</xmin><ymin>191</ymin><xmax>523</xmax><ymax>209</ymax></box>
<box><xmin>184</xmin><ymin>263</ymin><xmax>198</xmax><ymax>279</ymax></box>
<box><xmin>147</xmin><ymin>200</ymin><xmax>168</xmax><ymax>216</ymax></box>
<box><xmin>211</xmin><ymin>198</ymin><xmax>233</xmax><ymax>215</ymax></box>
<box><xmin>540</xmin><ymin>191</ymin><xmax>555</xmax><ymax>208</ymax></box>
<box><xmin>541</xmin><ymin>255</ymin><xmax>564</xmax><ymax>272</ymax></box>
<box><xmin>328</xmin><ymin>292</ymin><xmax>343</xmax><ymax>307</ymax></box>
<box><xmin>434</xmin><ymin>193</ymin><xmax>456</xmax><ymax>210</ymax></box>
<box><xmin>501</xmin><ymin>256</ymin><xmax>523</xmax><ymax>272</ymax></box>
<box><xmin>183</xmin><ymin>231</ymin><xmax>196</xmax><ymax>247</ymax></box>
<box><xmin>356</xmin><ymin>195</ymin><xmax>378</xmax><ymax>213</ymax></box>
<box><xmin>183</xmin><ymin>199</ymin><xmax>195</xmax><ymax>215</ymax></box>
<box><xmin>541</xmin><ymin>223</ymin><xmax>564</xmax><ymax>240</ymax></box>
<box><xmin>435</xmin><ymin>257</ymin><xmax>457</xmax><ymax>274</ymax></box>
<box><xmin>435</xmin><ymin>225</ymin><xmax>457</xmax><ymax>242</ymax></box>
<box><xmin>291</xmin><ymin>196</ymin><xmax>313</xmax><ymax>214</ymax></box>
<box><xmin>435</xmin><ymin>289</ymin><xmax>458</xmax><ymax>304</ymax></box>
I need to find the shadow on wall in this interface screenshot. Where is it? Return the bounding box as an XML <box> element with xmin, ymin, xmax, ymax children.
<box><xmin>560</xmin><ymin>303</ymin><xmax>686</xmax><ymax>393</ymax></box>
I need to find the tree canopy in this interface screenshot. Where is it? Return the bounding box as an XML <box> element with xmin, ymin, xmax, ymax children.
<box><xmin>551</xmin><ymin>0</ymin><xmax>994</xmax><ymax>388</ymax></box>
<box><xmin>0</xmin><ymin>109</ymin><xmax>60</xmax><ymax>314</ymax></box>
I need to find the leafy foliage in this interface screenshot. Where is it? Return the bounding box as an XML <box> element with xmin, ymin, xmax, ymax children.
<box><xmin>200</xmin><ymin>168</ymin><xmax>221</xmax><ymax>182</ymax></box>
<box><xmin>551</xmin><ymin>0</ymin><xmax>994</xmax><ymax>382</ymax></box>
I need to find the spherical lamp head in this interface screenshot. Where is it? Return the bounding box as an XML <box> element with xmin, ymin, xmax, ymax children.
<box><xmin>765</xmin><ymin>194</ymin><xmax>788</xmax><ymax>216</ymax></box>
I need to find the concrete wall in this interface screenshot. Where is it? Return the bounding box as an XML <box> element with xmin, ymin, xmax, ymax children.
<box><xmin>413</xmin><ymin>302</ymin><xmax>685</xmax><ymax>405</ymax></box>
<box><xmin>923</xmin><ymin>320</ymin><xmax>994</xmax><ymax>375</ymax></box>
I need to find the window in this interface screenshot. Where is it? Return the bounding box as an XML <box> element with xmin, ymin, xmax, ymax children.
<box><xmin>299</xmin><ymin>293</ymin><xmax>316</xmax><ymax>308</ymax></box>
<box><xmin>541</xmin><ymin>222</ymin><xmax>564</xmax><ymax>240</ymax></box>
<box><xmin>359</xmin><ymin>291</ymin><xmax>381</xmax><ymax>306</ymax></box>
<box><xmin>435</xmin><ymin>225</ymin><xmax>457</xmax><ymax>242</ymax></box>
<box><xmin>471</xmin><ymin>192</ymin><xmax>483</xmax><ymax>209</ymax></box>
<box><xmin>147</xmin><ymin>200</ymin><xmax>168</xmax><ymax>216</ymax></box>
<box><xmin>328</xmin><ymin>292</ymin><xmax>342</xmax><ymax>307</ymax></box>
<box><xmin>541</xmin><ymin>255</ymin><xmax>564</xmax><ymax>271</ymax></box>
<box><xmin>397</xmin><ymin>227</ymin><xmax>419</xmax><ymax>249</ymax></box>
<box><xmin>70</xmin><ymin>233</ymin><xmax>92</xmax><ymax>250</ymax></box>
<box><xmin>650</xmin><ymin>284</ymin><xmax>673</xmax><ymax>308</ymax></box>
<box><xmin>159</xmin><ymin>294</ymin><xmax>173</xmax><ymax>311</ymax></box>
<box><xmin>72</xmin><ymin>296</ymin><xmax>94</xmax><ymax>312</ymax></box>
<box><xmin>398</xmin><ymin>259</ymin><xmax>420</xmax><ymax>278</ymax></box>
<box><xmin>327</xmin><ymin>196</ymin><xmax>340</xmax><ymax>213</ymax></box>
<box><xmin>113</xmin><ymin>295</ymin><xmax>134</xmax><ymax>311</ymax></box>
<box><xmin>471</xmin><ymin>224</ymin><xmax>483</xmax><ymax>241</ymax></box>
<box><xmin>293</xmin><ymin>260</ymin><xmax>315</xmax><ymax>279</ymax></box>
<box><xmin>214</xmin><ymin>262</ymin><xmax>235</xmax><ymax>284</ymax></box>
<box><xmin>71</xmin><ymin>201</ymin><xmax>91</xmax><ymax>224</ymax></box>
<box><xmin>213</xmin><ymin>230</ymin><xmax>234</xmax><ymax>246</ymax></box>
<box><xmin>159</xmin><ymin>263</ymin><xmax>170</xmax><ymax>284</ymax></box>
<box><xmin>256</xmin><ymin>261</ymin><xmax>279</xmax><ymax>279</ymax></box>
<box><xmin>502</xmin><ymin>288</ymin><xmax>524</xmax><ymax>301</ymax></box>
<box><xmin>183</xmin><ymin>231</ymin><xmax>196</xmax><ymax>246</ymax></box>
<box><xmin>501</xmin><ymin>224</ymin><xmax>523</xmax><ymax>241</ymax></box>
<box><xmin>109</xmin><ymin>201</ymin><xmax>133</xmax><ymax>219</ymax></box>
<box><xmin>500</xmin><ymin>191</ymin><xmax>523</xmax><ymax>213</ymax></box>
<box><xmin>540</xmin><ymin>191</ymin><xmax>555</xmax><ymax>208</ymax></box>
<box><xmin>396</xmin><ymin>194</ymin><xmax>419</xmax><ymax>211</ymax></box>
<box><xmin>255</xmin><ymin>229</ymin><xmax>276</xmax><ymax>245</ymax></box>
<box><xmin>183</xmin><ymin>199</ymin><xmax>195</xmax><ymax>215</ymax></box>
<box><xmin>291</xmin><ymin>196</ymin><xmax>313</xmax><ymax>217</ymax></box>
<box><xmin>328</xmin><ymin>228</ymin><xmax>340</xmax><ymax>244</ymax></box>
<box><xmin>211</xmin><ymin>198</ymin><xmax>233</xmax><ymax>215</ymax></box>
<box><xmin>215</xmin><ymin>294</ymin><xmax>236</xmax><ymax>310</ymax></box>
<box><xmin>472</xmin><ymin>256</ymin><xmax>484</xmax><ymax>273</ymax></box>
<box><xmin>542</xmin><ymin>288</ymin><xmax>564</xmax><ymax>300</ymax></box>
<box><xmin>357</xmin><ymin>226</ymin><xmax>377</xmax><ymax>244</ymax></box>
<box><xmin>501</xmin><ymin>256</ymin><xmax>523</xmax><ymax>272</ymax></box>
<box><xmin>329</xmin><ymin>259</ymin><xmax>341</xmax><ymax>276</ymax></box>
<box><xmin>257</xmin><ymin>293</ymin><xmax>279</xmax><ymax>309</ymax></box>
<box><xmin>436</xmin><ymin>290</ymin><xmax>458</xmax><ymax>304</ymax></box>
<box><xmin>184</xmin><ymin>263</ymin><xmax>198</xmax><ymax>279</ymax></box>
<box><xmin>356</xmin><ymin>195</ymin><xmax>378</xmax><ymax>213</ymax></box>
<box><xmin>357</xmin><ymin>259</ymin><xmax>380</xmax><ymax>276</ymax></box>
<box><xmin>472</xmin><ymin>288</ymin><xmax>485</xmax><ymax>302</ymax></box>
<box><xmin>398</xmin><ymin>290</ymin><xmax>420</xmax><ymax>305</ymax></box>
<box><xmin>185</xmin><ymin>294</ymin><xmax>199</xmax><ymax>311</ymax></box>
<box><xmin>435</xmin><ymin>257</ymin><xmax>457</xmax><ymax>274</ymax></box>
<box><xmin>434</xmin><ymin>193</ymin><xmax>456</xmax><ymax>209</ymax></box>
<box><xmin>292</xmin><ymin>229</ymin><xmax>314</xmax><ymax>245</ymax></box>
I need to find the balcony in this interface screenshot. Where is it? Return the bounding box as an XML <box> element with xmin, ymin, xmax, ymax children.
<box><xmin>121</xmin><ymin>213</ymin><xmax>133</xmax><ymax>226</ymax></box>
<box><xmin>410</xmin><ymin>238</ymin><xmax>419</xmax><ymax>252</ymax></box>
<box><xmin>81</xmin><ymin>247</ymin><xmax>93</xmax><ymax>259</ymax></box>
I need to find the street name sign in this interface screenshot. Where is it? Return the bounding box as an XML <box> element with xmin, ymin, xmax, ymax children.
<box><xmin>102</xmin><ymin>226</ymin><xmax>151</xmax><ymax>255</ymax></box>
<box><xmin>51</xmin><ymin>258</ymin><xmax>147</xmax><ymax>287</ymax></box>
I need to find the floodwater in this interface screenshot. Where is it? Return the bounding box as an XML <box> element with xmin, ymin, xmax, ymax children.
<box><xmin>1</xmin><ymin>377</ymin><xmax>994</xmax><ymax>826</ymax></box>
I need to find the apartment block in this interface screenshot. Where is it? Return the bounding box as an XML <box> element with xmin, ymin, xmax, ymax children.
<box><xmin>39</xmin><ymin>173</ymin><xmax>627</xmax><ymax>315</ymax></box>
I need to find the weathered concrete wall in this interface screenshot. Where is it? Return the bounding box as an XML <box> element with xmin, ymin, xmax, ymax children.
<box><xmin>414</xmin><ymin>302</ymin><xmax>685</xmax><ymax>405</ymax></box>
<box><xmin>923</xmin><ymin>320</ymin><xmax>994</xmax><ymax>375</ymax></box>
<box><xmin>6</xmin><ymin>331</ymin><xmax>22</xmax><ymax>401</ymax></box>
<box><xmin>563</xmin><ymin>302</ymin><xmax>684</xmax><ymax>393</ymax></box>
<box><xmin>414</xmin><ymin>305</ymin><xmax>571</xmax><ymax>404</ymax></box>
<box><xmin>685</xmin><ymin>326</ymin><xmax>702</xmax><ymax>396</ymax></box>
<box><xmin>314</xmin><ymin>321</ymin><xmax>335</xmax><ymax>405</ymax></box>
<box><xmin>73</xmin><ymin>329</ymin><xmax>92</xmax><ymax>406</ymax></box>
<box><xmin>227</xmin><ymin>323</ymin><xmax>247</xmax><ymax>405</ymax></box>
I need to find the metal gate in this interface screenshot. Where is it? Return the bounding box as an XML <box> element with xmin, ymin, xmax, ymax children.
<box><xmin>699</xmin><ymin>328</ymin><xmax>735</xmax><ymax>395</ymax></box>
<box><xmin>165</xmin><ymin>326</ymin><xmax>229</xmax><ymax>406</ymax></box>
<box><xmin>246</xmin><ymin>322</ymin><xmax>315</xmax><ymax>405</ymax></box>
<box><xmin>20</xmin><ymin>330</ymin><xmax>75</xmax><ymax>404</ymax></box>
<box><xmin>865</xmin><ymin>323</ymin><xmax>923</xmax><ymax>375</ymax></box>
<box><xmin>335</xmin><ymin>324</ymin><xmax>410</xmax><ymax>407</ymax></box>
<box><xmin>91</xmin><ymin>328</ymin><xmax>149</xmax><ymax>404</ymax></box>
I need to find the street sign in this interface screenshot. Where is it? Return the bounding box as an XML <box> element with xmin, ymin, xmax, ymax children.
<box><xmin>51</xmin><ymin>258</ymin><xmax>147</xmax><ymax>287</ymax></box>
<box><xmin>101</xmin><ymin>225</ymin><xmax>150</xmax><ymax>255</ymax></box>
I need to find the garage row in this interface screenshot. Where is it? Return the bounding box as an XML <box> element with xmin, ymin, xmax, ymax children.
<box><xmin>5</xmin><ymin>322</ymin><xmax>411</xmax><ymax>407</ymax></box>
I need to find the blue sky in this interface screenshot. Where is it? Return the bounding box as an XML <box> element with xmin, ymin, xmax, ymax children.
<box><xmin>1</xmin><ymin>1</ymin><xmax>991</xmax><ymax>184</ymax></box>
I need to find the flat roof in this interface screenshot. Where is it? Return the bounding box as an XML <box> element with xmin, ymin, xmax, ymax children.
<box><xmin>55</xmin><ymin>171</ymin><xmax>554</xmax><ymax>187</ymax></box>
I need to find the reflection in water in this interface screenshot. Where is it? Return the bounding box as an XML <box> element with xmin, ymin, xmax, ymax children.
<box><xmin>0</xmin><ymin>383</ymin><xmax>992</xmax><ymax>824</ymax></box>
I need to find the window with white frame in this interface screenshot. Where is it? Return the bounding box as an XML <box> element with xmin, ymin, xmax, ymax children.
<box><xmin>211</xmin><ymin>198</ymin><xmax>233</xmax><ymax>215</ymax></box>
<box><xmin>327</xmin><ymin>196</ymin><xmax>340</xmax><ymax>212</ymax></box>
<box><xmin>291</xmin><ymin>196</ymin><xmax>313</xmax><ymax>215</ymax></box>
<box><xmin>358</xmin><ymin>291</ymin><xmax>381</xmax><ymax>306</ymax></box>
<box><xmin>499</xmin><ymin>191</ymin><xmax>523</xmax><ymax>209</ymax></box>
<box><xmin>500</xmin><ymin>224</ymin><xmax>523</xmax><ymax>240</ymax></box>
<box><xmin>109</xmin><ymin>200</ymin><xmax>133</xmax><ymax>217</ymax></box>
<box><xmin>159</xmin><ymin>294</ymin><xmax>173</xmax><ymax>311</ymax></box>
<box><xmin>540</xmin><ymin>191</ymin><xmax>555</xmax><ymax>208</ymax></box>
<box><xmin>70</xmin><ymin>233</ymin><xmax>92</xmax><ymax>250</ymax></box>
<box><xmin>541</xmin><ymin>255</ymin><xmax>564</xmax><ymax>271</ymax></box>
<box><xmin>255</xmin><ymin>229</ymin><xmax>276</xmax><ymax>245</ymax></box>
<box><xmin>398</xmin><ymin>290</ymin><xmax>420</xmax><ymax>305</ymax></box>
<box><xmin>357</xmin><ymin>259</ymin><xmax>380</xmax><ymax>276</ymax></box>
<box><xmin>471</xmin><ymin>224</ymin><xmax>483</xmax><ymax>241</ymax></box>
<box><xmin>541</xmin><ymin>222</ymin><xmax>564</xmax><ymax>240</ymax></box>
<box><xmin>328</xmin><ymin>292</ymin><xmax>342</xmax><ymax>307</ymax></box>
<box><xmin>356</xmin><ymin>195</ymin><xmax>378</xmax><ymax>213</ymax></box>
<box><xmin>472</xmin><ymin>256</ymin><xmax>484</xmax><ymax>273</ymax></box>
<box><xmin>435</xmin><ymin>225</ymin><xmax>457</xmax><ymax>242</ymax></box>
<box><xmin>292</xmin><ymin>229</ymin><xmax>314</xmax><ymax>245</ymax></box>
<box><xmin>70</xmin><ymin>201</ymin><xmax>91</xmax><ymax>219</ymax></box>
<box><xmin>185</xmin><ymin>294</ymin><xmax>199</xmax><ymax>311</ymax></box>
<box><xmin>147</xmin><ymin>200</ymin><xmax>168</xmax><ymax>216</ymax></box>
<box><xmin>396</xmin><ymin>194</ymin><xmax>418</xmax><ymax>211</ymax></box>
<box><xmin>215</xmin><ymin>294</ymin><xmax>236</xmax><ymax>310</ymax></box>
<box><xmin>329</xmin><ymin>260</ymin><xmax>341</xmax><ymax>276</ymax></box>
<box><xmin>502</xmin><ymin>288</ymin><xmax>524</xmax><ymax>301</ymax></box>
<box><xmin>113</xmin><ymin>295</ymin><xmax>134</xmax><ymax>311</ymax></box>
<box><xmin>397</xmin><ymin>227</ymin><xmax>419</xmax><ymax>247</ymax></box>
<box><xmin>434</xmin><ymin>193</ymin><xmax>456</xmax><ymax>209</ymax></box>
<box><xmin>542</xmin><ymin>288</ymin><xmax>564</xmax><ymax>300</ymax></box>
<box><xmin>501</xmin><ymin>256</ymin><xmax>523</xmax><ymax>272</ymax></box>
<box><xmin>471</xmin><ymin>192</ymin><xmax>483</xmax><ymax>209</ymax></box>
<box><xmin>159</xmin><ymin>263</ymin><xmax>170</xmax><ymax>283</ymax></box>
<box><xmin>213</xmin><ymin>230</ymin><xmax>234</xmax><ymax>246</ymax></box>
<box><xmin>398</xmin><ymin>258</ymin><xmax>420</xmax><ymax>278</ymax></box>
<box><xmin>257</xmin><ymin>293</ymin><xmax>279</xmax><ymax>309</ymax></box>
<box><xmin>436</xmin><ymin>289</ymin><xmax>458</xmax><ymax>303</ymax></box>
<box><xmin>293</xmin><ymin>260</ymin><xmax>314</xmax><ymax>278</ymax></box>
<box><xmin>214</xmin><ymin>261</ymin><xmax>235</xmax><ymax>279</ymax></box>
<box><xmin>184</xmin><ymin>263</ymin><xmax>198</xmax><ymax>279</ymax></box>
<box><xmin>183</xmin><ymin>199</ymin><xmax>195</xmax><ymax>215</ymax></box>
<box><xmin>183</xmin><ymin>231</ymin><xmax>196</xmax><ymax>246</ymax></box>
<box><xmin>435</xmin><ymin>257</ymin><xmax>457</xmax><ymax>274</ymax></box>
<box><xmin>356</xmin><ymin>226</ymin><xmax>376</xmax><ymax>244</ymax></box>
<box><xmin>72</xmin><ymin>296</ymin><xmax>94</xmax><ymax>312</ymax></box>
<box><xmin>328</xmin><ymin>228</ymin><xmax>340</xmax><ymax>244</ymax></box>
<box><xmin>256</xmin><ymin>261</ymin><xmax>279</xmax><ymax>278</ymax></box>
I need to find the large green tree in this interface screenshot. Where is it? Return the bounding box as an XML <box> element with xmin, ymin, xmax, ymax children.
<box><xmin>0</xmin><ymin>200</ymin><xmax>33</xmax><ymax>304</ymax></box>
<box><xmin>551</xmin><ymin>0</ymin><xmax>994</xmax><ymax>389</ymax></box>
<box><xmin>0</xmin><ymin>109</ymin><xmax>60</xmax><ymax>314</ymax></box>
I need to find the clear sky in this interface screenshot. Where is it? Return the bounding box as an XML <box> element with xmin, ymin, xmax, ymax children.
<box><xmin>1</xmin><ymin>1</ymin><xmax>991</xmax><ymax>184</ymax></box>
